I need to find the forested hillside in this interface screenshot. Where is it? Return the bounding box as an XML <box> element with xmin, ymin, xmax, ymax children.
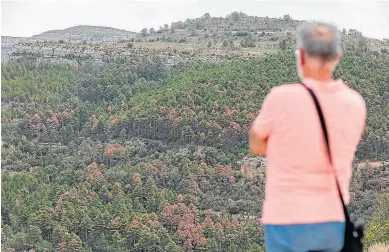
<box><xmin>2</xmin><ymin>13</ymin><xmax>389</xmax><ymax>252</ymax></box>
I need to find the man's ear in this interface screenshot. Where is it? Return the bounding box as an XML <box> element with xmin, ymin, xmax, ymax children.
<box><xmin>299</xmin><ymin>48</ymin><xmax>305</xmax><ymax>66</ymax></box>
<box><xmin>336</xmin><ymin>51</ymin><xmax>342</xmax><ymax>64</ymax></box>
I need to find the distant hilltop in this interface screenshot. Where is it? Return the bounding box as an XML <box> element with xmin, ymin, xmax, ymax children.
<box><xmin>1</xmin><ymin>26</ymin><xmax>137</xmax><ymax>60</ymax></box>
<box><xmin>30</xmin><ymin>25</ymin><xmax>137</xmax><ymax>43</ymax></box>
<box><xmin>1</xmin><ymin>36</ymin><xmax>25</xmax><ymax>45</ymax></box>
<box><xmin>2</xmin><ymin>12</ymin><xmax>388</xmax><ymax>64</ymax></box>
<box><xmin>22</xmin><ymin>25</ymin><xmax>137</xmax><ymax>44</ymax></box>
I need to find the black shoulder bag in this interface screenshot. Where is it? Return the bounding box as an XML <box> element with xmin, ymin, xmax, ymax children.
<box><xmin>300</xmin><ymin>83</ymin><xmax>364</xmax><ymax>252</ymax></box>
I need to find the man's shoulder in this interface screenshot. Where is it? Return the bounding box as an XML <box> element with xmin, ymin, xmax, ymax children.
<box><xmin>268</xmin><ymin>83</ymin><xmax>303</xmax><ymax>98</ymax></box>
<box><xmin>272</xmin><ymin>83</ymin><xmax>301</xmax><ymax>91</ymax></box>
<box><xmin>339</xmin><ymin>84</ymin><xmax>366</xmax><ymax>109</ymax></box>
<box><xmin>271</xmin><ymin>82</ymin><xmax>365</xmax><ymax>108</ymax></box>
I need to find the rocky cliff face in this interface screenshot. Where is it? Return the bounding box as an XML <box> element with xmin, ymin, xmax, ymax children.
<box><xmin>1</xmin><ymin>36</ymin><xmax>26</xmax><ymax>60</ymax></box>
<box><xmin>2</xmin><ymin>26</ymin><xmax>137</xmax><ymax>65</ymax></box>
<box><xmin>6</xmin><ymin>40</ymin><xmax>235</xmax><ymax>68</ymax></box>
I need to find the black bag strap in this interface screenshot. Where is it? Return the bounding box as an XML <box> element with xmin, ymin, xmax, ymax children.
<box><xmin>299</xmin><ymin>82</ymin><xmax>351</xmax><ymax>223</ymax></box>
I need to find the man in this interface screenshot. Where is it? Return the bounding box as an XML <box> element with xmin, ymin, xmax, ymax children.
<box><xmin>249</xmin><ymin>22</ymin><xmax>366</xmax><ymax>252</ymax></box>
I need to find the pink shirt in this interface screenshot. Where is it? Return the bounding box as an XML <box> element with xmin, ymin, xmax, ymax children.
<box><xmin>252</xmin><ymin>78</ymin><xmax>366</xmax><ymax>225</ymax></box>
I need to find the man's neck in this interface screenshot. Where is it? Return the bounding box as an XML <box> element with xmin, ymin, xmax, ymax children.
<box><xmin>302</xmin><ymin>61</ymin><xmax>335</xmax><ymax>82</ymax></box>
<box><xmin>303</xmin><ymin>70</ymin><xmax>333</xmax><ymax>82</ymax></box>
<box><xmin>303</xmin><ymin>77</ymin><xmax>343</xmax><ymax>93</ymax></box>
<box><xmin>305</xmin><ymin>76</ymin><xmax>333</xmax><ymax>82</ymax></box>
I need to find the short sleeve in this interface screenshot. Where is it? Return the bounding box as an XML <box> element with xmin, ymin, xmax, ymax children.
<box><xmin>251</xmin><ymin>88</ymin><xmax>280</xmax><ymax>139</ymax></box>
<box><xmin>358</xmin><ymin>95</ymin><xmax>367</xmax><ymax>138</ymax></box>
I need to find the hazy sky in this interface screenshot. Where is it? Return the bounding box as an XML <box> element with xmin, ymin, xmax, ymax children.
<box><xmin>2</xmin><ymin>0</ymin><xmax>389</xmax><ymax>39</ymax></box>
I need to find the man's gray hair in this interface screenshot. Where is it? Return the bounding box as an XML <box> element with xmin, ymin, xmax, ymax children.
<box><xmin>296</xmin><ymin>22</ymin><xmax>341</xmax><ymax>61</ymax></box>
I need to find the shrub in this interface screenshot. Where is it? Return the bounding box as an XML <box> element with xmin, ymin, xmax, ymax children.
<box><xmin>368</xmin><ymin>243</ymin><xmax>389</xmax><ymax>252</ymax></box>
